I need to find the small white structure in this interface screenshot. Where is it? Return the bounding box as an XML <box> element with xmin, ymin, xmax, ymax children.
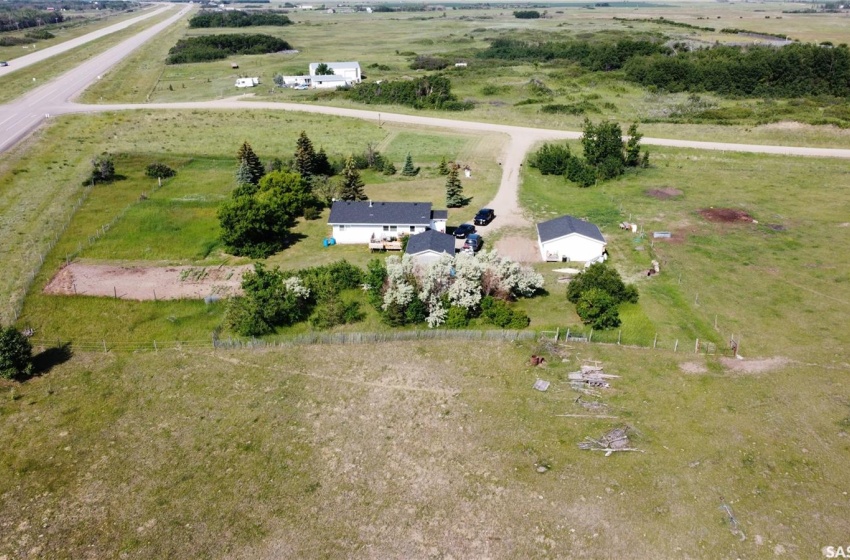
<box><xmin>311</xmin><ymin>74</ymin><xmax>349</xmax><ymax>89</ymax></box>
<box><xmin>405</xmin><ymin>230</ymin><xmax>456</xmax><ymax>265</ymax></box>
<box><xmin>235</xmin><ymin>77</ymin><xmax>259</xmax><ymax>88</ymax></box>
<box><xmin>280</xmin><ymin>75</ymin><xmax>311</xmax><ymax>86</ymax></box>
<box><xmin>537</xmin><ymin>215</ymin><xmax>606</xmax><ymax>263</ymax></box>
<box><xmin>455</xmin><ymin>62</ymin><xmax>468</xmax><ymax>67</ymax></box>
<box><xmin>328</xmin><ymin>201</ymin><xmax>447</xmax><ymax>245</ymax></box>
<box><xmin>308</xmin><ymin>61</ymin><xmax>361</xmax><ymax>84</ymax></box>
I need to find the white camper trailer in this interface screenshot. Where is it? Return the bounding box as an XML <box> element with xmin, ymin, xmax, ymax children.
<box><xmin>235</xmin><ymin>77</ymin><xmax>260</xmax><ymax>88</ymax></box>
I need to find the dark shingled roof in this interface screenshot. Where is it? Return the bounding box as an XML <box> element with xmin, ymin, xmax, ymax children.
<box><xmin>328</xmin><ymin>201</ymin><xmax>435</xmax><ymax>225</ymax></box>
<box><xmin>430</xmin><ymin>209</ymin><xmax>448</xmax><ymax>220</ymax></box>
<box><xmin>537</xmin><ymin>215</ymin><xmax>605</xmax><ymax>243</ymax></box>
<box><xmin>405</xmin><ymin>230</ymin><xmax>456</xmax><ymax>257</ymax></box>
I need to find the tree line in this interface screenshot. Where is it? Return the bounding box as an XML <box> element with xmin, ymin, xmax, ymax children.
<box><xmin>188</xmin><ymin>10</ymin><xmax>292</xmax><ymax>28</ymax></box>
<box><xmin>623</xmin><ymin>43</ymin><xmax>850</xmax><ymax>97</ymax></box>
<box><xmin>478</xmin><ymin>37</ymin><xmax>671</xmax><ymax>71</ymax></box>
<box><xmin>0</xmin><ymin>9</ymin><xmax>63</xmax><ymax>32</ymax></box>
<box><xmin>166</xmin><ymin>34</ymin><xmax>291</xmax><ymax>64</ymax></box>
<box><xmin>347</xmin><ymin>75</ymin><xmax>473</xmax><ymax>111</ymax></box>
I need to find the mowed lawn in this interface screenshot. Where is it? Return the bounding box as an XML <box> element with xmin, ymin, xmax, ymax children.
<box><xmin>1</xmin><ymin>341</ymin><xmax>848</xmax><ymax>558</ymax></box>
<box><xmin>12</xmin><ymin>111</ymin><xmax>502</xmax><ymax>342</ymax></box>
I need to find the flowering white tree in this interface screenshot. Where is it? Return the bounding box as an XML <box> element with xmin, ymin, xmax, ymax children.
<box><xmin>382</xmin><ymin>254</ymin><xmax>416</xmax><ymax>310</ymax></box>
<box><xmin>447</xmin><ymin>251</ymin><xmax>484</xmax><ymax>310</ymax></box>
<box><xmin>477</xmin><ymin>250</ymin><xmax>544</xmax><ymax>298</ymax></box>
<box><xmin>419</xmin><ymin>253</ymin><xmax>454</xmax><ymax>327</ymax></box>
<box><xmin>283</xmin><ymin>276</ymin><xmax>311</xmax><ymax>299</ymax></box>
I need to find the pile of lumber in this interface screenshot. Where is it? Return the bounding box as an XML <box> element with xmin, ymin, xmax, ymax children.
<box><xmin>568</xmin><ymin>363</ymin><xmax>620</xmax><ymax>390</ymax></box>
<box><xmin>578</xmin><ymin>427</ymin><xmax>643</xmax><ymax>456</ymax></box>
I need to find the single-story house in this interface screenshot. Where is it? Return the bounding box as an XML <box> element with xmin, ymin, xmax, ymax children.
<box><xmin>328</xmin><ymin>200</ymin><xmax>447</xmax><ymax>245</ymax></box>
<box><xmin>537</xmin><ymin>215</ymin><xmax>606</xmax><ymax>263</ymax></box>
<box><xmin>308</xmin><ymin>61</ymin><xmax>361</xmax><ymax>83</ymax></box>
<box><xmin>405</xmin><ymin>230</ymin><xmax>456</xmax><ymax>265</ymax></box>
<box><xmin>280</xmin><ymin>75</ymin><xmax>311</xmax><ymax>86</ymax></box>
<box><xmin>311</xmin><ymin>74</ymin><xmax>350</xmax><ymax>89</ymax></box>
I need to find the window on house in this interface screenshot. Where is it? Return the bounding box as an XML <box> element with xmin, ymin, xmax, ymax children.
<box><xmin>410</xmin><ymin>226</ymin><xmax>416</xmax><ymax>232</ymax></box>
<box><xmin>383</xmin><ymin>225</ymin><xmax>389</xmax><ymax>231</ymax></box>
<box><xmin>338</xmin><ymin>225</ymin><xmax>345</xmax><ymax>231</ymax></box>
<box><xmin>389</xmin><ymin>225</ymin><xmax>397</xmax><ymax>232</ymax></box>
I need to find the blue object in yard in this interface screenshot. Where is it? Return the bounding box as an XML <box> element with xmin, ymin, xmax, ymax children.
<box><xmin>329</xmin><ymin>237</ymin><xmax>336</xmax><ymax>245</ymax></box>
<box><xmin>323</xmin><ymin>238</ymin><xmax>329</xmax><ymax>247</ymax></box>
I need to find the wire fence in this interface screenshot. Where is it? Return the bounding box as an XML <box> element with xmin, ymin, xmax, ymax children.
<box><xmin>5</xmin><ymin>177</ymin><xmax>169</xmax><ymax>325</ymax></box>
<box><xmin>29</xmin><ymin>326</ymin><xmax>740</xmax><ymax>356</ymax></box>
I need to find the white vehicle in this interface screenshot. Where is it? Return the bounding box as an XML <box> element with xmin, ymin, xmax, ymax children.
<box><xmin>235</xmin><ymin>77</ymin><xmax>260</xmax><ymax>88</ymax></box>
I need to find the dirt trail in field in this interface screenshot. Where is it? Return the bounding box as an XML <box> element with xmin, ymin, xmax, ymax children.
<box><xmin>44</xmin><ymin>263</ymin><xmax>251</xmax><ymax>300</ymax></box>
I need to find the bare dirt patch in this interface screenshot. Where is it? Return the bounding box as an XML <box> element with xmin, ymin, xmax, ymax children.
<box><xmin>679</xmin><ymin>362</ymin><xmax>708</xmax><ymax>374</ymax></box>
<box><xmin>646</xmin><ymin>187</ymin><xmax>683</xmax><ymax>200</ymax></box>
<box><xmin>720</xmin><ymin>356</ymin><xmax>790</xmax><ymax>374</ymax></box>
<box><xmin>44</xmin><ymin>262</ymin><xmax>252</xmax><ymax>300</ymax></box>
<box><xmin>698</xmin><ymin>208</ymin><xmax>755</xmax><ymax>223</ymax></box>
<box><xmin>494</xmin><ymin>235</ymin><xmax>539</xmax><ymax>263</ymax></box>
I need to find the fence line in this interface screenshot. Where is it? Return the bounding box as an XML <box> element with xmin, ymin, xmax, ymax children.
<box><xmin>6</xmin><ymin>177</ymin><xmax>169</xmax><ymax>324</ymax></box>
<box><xmin>29</xmin><ymin>327</ymin><xmax>740</xmax><ymax>356</ymax></box>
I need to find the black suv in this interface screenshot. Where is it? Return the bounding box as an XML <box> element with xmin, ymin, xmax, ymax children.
<box><xmin>473</xmin><ymin>208</ymin><xmax>495</xmax><ymax>226</ymax></box>
<box><xmin>453</xmin><ymin>223</ymin><xmax>476</xmax><ymax>239</ymax></box>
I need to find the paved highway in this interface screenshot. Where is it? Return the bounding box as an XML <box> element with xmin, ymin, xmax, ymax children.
<box><xmin>0</xmin><ymin>4</ymin><xmax>191</xmax><ymax>154</ymax></box>
<box><xmin>0</xmin><ymin>3</ymin><xmax>175</xmax><ymax>76</ymax></box>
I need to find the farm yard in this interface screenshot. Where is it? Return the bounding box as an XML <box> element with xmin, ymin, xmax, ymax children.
<box><xmin>2</xmin><ymin>1</ymin><xmax>850</xmax><ymax>558</ymax></box>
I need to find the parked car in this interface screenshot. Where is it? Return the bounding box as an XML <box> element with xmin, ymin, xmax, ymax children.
<box><xmin>473</xmin><ymin>208</ymin><xmax>495</xmax><ymax>226</ymax></box>
<box><xmin>293</xmin><ymin>84</ymin><xmax>308</xmax><ymax>90</ymax></box>
<box><xmin>463</xmin><ymin>233</ymin><xmax>483</xmax><ymax>252</ymax></box>
<box><xmin>453</xmin><ymin>223</ymin><xmax>476</xmax><ymax>239</ymax></box>
<box><xmin>0</xmin><ymin>61</ymin><xmax>8</xmax><ymax>67</ymax></box>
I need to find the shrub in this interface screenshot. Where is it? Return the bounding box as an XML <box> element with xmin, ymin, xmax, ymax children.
<box><xmin>145</xmin><ymin>162</ymin><xmax>176</xmax><ymax>179</ymax></box>
<box><xmin>410</xmin><ymin>55</ymin><xmax>451</xmax><ymax>70</ymax></box>
<box><xmin>480</xmin><ymin>296</ymin><xmax>530</xmax><ymax>328</ymax></box>
<box><xmin>513</xmin><ymin>10</ymin><xmax>541</xmax><ymax>18</ymax></box>
<box><xmin>0</xmin><ymin>326</ymin><xmax>32</xmax><ymax>379</ymax></box>
<box><xmin>166</xmin><ymin>34</ymin><xmax>291</xmax><ymax>64</ymax></box>
<box><xmin>566</xmin><ymin>263</ymin><xmax>638</xmax><ymax>305</ymax></box>
<box><xmin>445</xmin><ymin>306</ymin><xmax>470</xmax><ymax>328</ymax></box>
<box><xmin>575</xmin><ymin>287</ymin><xmax>621</xmax><ymax>329</ymax></box>
<box><xmin>529</xmin><ymin>143</ymin><xmax>572</xmax><ymax>175</ymax></box>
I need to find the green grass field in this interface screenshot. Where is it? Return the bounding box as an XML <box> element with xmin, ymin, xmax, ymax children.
<box><xmin>1</xmin><ymin>340</ymin><xmax>848</xmax><ymax>558</ymax></box>
<box><xmin>3</xmin><ymin>3</ymin><xmax>850</xmax><ymax>557</ymax></box>
<box><xmin>77</xmin><ymin>3</ymin><xmax>850</xmax><ymax>148</ymax></box>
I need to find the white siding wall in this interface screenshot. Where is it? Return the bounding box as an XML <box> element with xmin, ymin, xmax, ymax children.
<box><xmin>539</xmin><ymin>234</ymin><xmax>605</xmax><ymax>262</ymax></box>
<box><xmin>331</xmin><ymin>224</ymin><xmax>428</xmax><ymax>244</ymax></box>
<box><xmin>410</xmin><ymin>251</ymin><xmax>445</xmax><ymax>266</ymax></box>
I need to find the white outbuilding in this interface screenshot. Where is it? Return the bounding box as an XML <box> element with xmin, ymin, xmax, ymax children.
<box><xmin>536</xmin><ymin>215</ymin><xmax>607</xmax><ymax>263</ymax></box>
<box><xmin>308</xmin><ymin>61</ymin><xmax>361</xmax><ymax>83</ymax></box>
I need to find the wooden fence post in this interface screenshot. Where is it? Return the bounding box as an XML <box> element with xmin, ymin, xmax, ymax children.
<box><xmin>695</xmin><ymin>338</ymin><xmax>699</xmax><ymax>354</ymax></box>
<box><xmin>674</xmin><ymin>339</ymin><xmax>679</xmax><ymax>352</ymax></box>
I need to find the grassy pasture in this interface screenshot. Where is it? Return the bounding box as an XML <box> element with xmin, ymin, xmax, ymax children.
<box><xmin>518</xmin><ymin>141</ymin><xmax>850</xmax><ymax>359</ymax></box>
<box><xmin>1</xmin><ymin>341</ymin><xmax>848</xmax><ymax>558</ymax></box>
<box><xmin>0</xmin><ymin>7</ymin><xmax>179</xmax><ymax>105</ymax></box>
<box><xmin>79</xmin><ymin>3</ymin><xmax>850</xmax><ymax>147</ymax></box>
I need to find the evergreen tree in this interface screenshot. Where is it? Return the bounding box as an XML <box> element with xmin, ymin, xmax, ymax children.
<box><xmin>235</xmin><ymin>159</ymin><xmax>254</xmax><ymax>186</ymax></box>
<box><xmin>401</xmin><ymin>153</ymin><xmax>419</xmax><ymax>177</ymax></box>
<box><xmin>294</xmin><ymin>131</ymin><xmax>316</xmax><ymax>178</ymax></box>
<box><xmin>382</xmin><ymin>160</ymin><xmax>397</xmax><ymax>175</ymax></box>
<box><xmin>445</xmin><ymin>164</ymin><xmax>464</xmax><ymax>208</ymax></box>
<box><xmin>0</xmin><ymin>326</ymin><xmax>32</xmax><ymax>379</ymax></box>
<box><xmin>438</xmin><ymin>156</ymin><xmax>449</xmax><ymax>175</ymax></box>
<box><xmin>625</xmin><ymin>123</ymin><xmax>644</xmax><ymax>168</ymax></box>
<box><xmin>339</xmin><ymin>156</ymin><xmax>367</xmax><ymax>201</ymax></box>
<box><xmin>236</xmin><ymin>141</ymin><xmax>265</xmax><ymax>184</ymax></box>
<box><xmin>312</xmin><ymin>147</ymin><xmax>333</xmax><ymax>176</ymax></box>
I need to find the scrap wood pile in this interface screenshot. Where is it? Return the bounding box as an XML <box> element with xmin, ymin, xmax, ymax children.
<box><xmin>568</xmin><ymin>362</ymin><xmax>619</xmax><ymax>392</ymax></box>
<box><xmin>578</xmin><ymin>426</ymin><xmax>644</xmax><ymax>456</ymax></box>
